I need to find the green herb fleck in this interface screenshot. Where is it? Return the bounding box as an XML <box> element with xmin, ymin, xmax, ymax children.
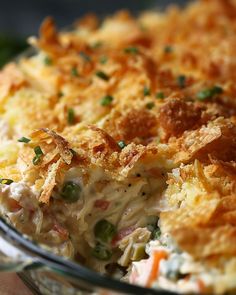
<box><xmin>91</xmin><ymin>41</ymin><xmax>103</xmax><ymax>49</ymax></box>
<box><xmin>96</xmin><ymin>71</ymin><xmax>109</xmax><ymax>81</ymax></box>
<box><xmin>0</xmin><ymin>178</ymin><xmax>13</xmax><ymax>185</ymax></box>
<box><xmin>100</xmin><ymin>95</ymin><xmax>113</xmax><ymax>106</ymax></box>
<box><xmin>33</xmin><ymin>146</ymin><xmax>43</xmax><ymax>165</ymax></box>
<box><xmin>18</xmin><ymin>137</ymin><xmax>31</xmax><ymax>143</ymax></box>
<box><xmin>146</xmin><ymin>102</ymin><xmax>155</xmax><ymax>110</ymax></box>
<box><xmin>94</xmin><ymin>219</ymin><xmax>116</xmax><ymax>243</ymax></box>
<box><xmin>61</xmin><ymin>181</ymin><xmax>81</xmax><ymax>203</ymax></box>
<box><xmin>143</xmin><ymin>86</ymin><xmax>151</xmax><ymax>96</ymax></box>
<box><xmin>58</xmin><ymin>91</ymin><xmax>64</xmax><ymax>98</ymax></box>
<box><xmin>156</xmin><ymin>92</ymin><xmax>165</xmax><ymax>99</ymax></box>
<box><xmin>197</xmin><ymin>85</ymin><xmax>223</xmax><ymax>101</ymax></box>
<box><xmin>71</xmin><ymin>67</ymin><xmax>79</xmax><ymax>77</ymax></box>
<box><xmin>99</xmin><ymin>56</ymin><xmax>108</xmax><ymax>64</ymax></box>
<box><xmin>92</xmin><ymin>243</ymin><xmax>112</xmax><ymax>261</ymax></box>
<box><xmin>124</xmin><ymin>47</ymin><xmax>139</xmax><ymax>54</ymax></box>
<box><xmin>34</xmin><ymin>146</ymin><xmax>43</xmax><ymax>157</ymax></box>
<box><xmin>164</xmin><ymin>45</ymin><xmax>173</xmax><ymax>54</ymax></box>
<box><xmin>117</xmin><ymin>141</ymin><xmax>127</xmax><ymax>149</ymax></box>
<box><xmin>44</xmin><ymin>56</ymin><xmax>52</xmax><ymax>66</ymax></box>
<box><xmin>79</xmin><ymin>51</ymin><xmax>91</xmax><ymax>62</ymax></box>
<box><xmin>67</xmin><ymin>108</ymin><xmax>75</xmax><ymax>125</ymax></box>
<box><xmin>177</xmin><ymin>75</ymin><xmax>186</xmax><ymax>88</ymax></box>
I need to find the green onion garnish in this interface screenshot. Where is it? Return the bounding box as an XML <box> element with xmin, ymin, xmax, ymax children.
<box><xmin>99</xmin><ymin>56</ymin><xmax>108</xmax><ymax>64</ymax></box>
<box><xmin>33</xmin><ymin>146</ymin><xmax>43</xmax><ymax>165</ymax></box>
<box><xmin>67</xmin><ymin>108</ymin><xmax>75</xmax><ymax>125</ymax></box>
<box><xmin>100</xmin><ymin>95</ymin><xmax>113</xmax><ymax>106</ymax></box>
<box><xmin>156</xmin><ymin>92</ymin><xmax>165</xmax><ymax>99</ymax></box>
<box><xmin>0</xmin><ymin>178</ymin><xmax>13</xmax><ymax>185</ymax></box>
<box><xmin>92</xmin><ymin>243</ymin><xmax>112</xmax><ymax>261</ymax></box>
<box><xmin>71</xmin><ymin>67</ymin><xmax>79</xmax><ymax>77</ymax></box>
<box><xmin>61</xmin><ymin>181</ymin><xmax>81</xmax><ymax>203</ymax></box>
<box><xmin>146</xmin><ymin>102</ymin><xmax>155</xmax><ymax>110</ymax></box>
<box><xmin>164</xmin><ymin>45</ymin><xmax>173</xmax><ymax>53</ymax></box>
<box><xmin>94</xmin><ymin>219</ymin><xmax>116</xmax><ymax>243</ymax></box>
<box><xmin>79</xmin><ymin>51</ymin><xmax>91</xmax><ymax>62</ymax></box>
<box><xmin>44</xmin><ymin>56</ymin><xmax>52</xmax><ymax>66</ymax></box>
<box><xmin>34</xmin><ymin>146</ymin><xmax>43</xmax><ymax>157</ymax></box>
<box><xmin>177</xmin><ymin>75</ymin><xmax>186</xmax><ymax>88</ymax></box>
<box><xmin>117</xmin><ymin>141</ymin><xmax>127</xmax><ymax>149</ymax></box>
<box><xmin>96</xmin><ymin>71</ymin><xmax>109</xmax><ymax>81</ymax></box>
<box><xmin>91</xmin><ymin>41</ymin><xmax>103</xmax><ymax>49</ymax></box>
<box><xmin>197</xmin><ymin>85</ymin><xmax>223</xmax><ymax>101</ymax></box>
<box><xmin>58</xmin><ymin>91</ymin><xmax>64</xmax><ymax>98</ymax></box>
<box><xmin>124</xmin><ymin>47</ymin><xmax>139</xmax><ymax>54</ymax></box>
<box><xmin>143</xmin><ymin>86</ymin><xmax>151</xmax><ymax>96</ymax></box>
<box><xmin>18</xmin><ymin>137</ymin><xmax>31</xmax><ymax>143</ymax></box>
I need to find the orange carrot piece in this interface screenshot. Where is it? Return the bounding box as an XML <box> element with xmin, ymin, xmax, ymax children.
<box><xmin>147</xmin><ymin>250</ymin><xmax>168</xmax><ymax>287</ymax></box>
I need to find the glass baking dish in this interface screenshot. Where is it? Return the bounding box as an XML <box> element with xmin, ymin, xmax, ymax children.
<box><xmin>0</xmin><ymin>1</ymin><xmax>188</xmax><ymax>294</ymax></box>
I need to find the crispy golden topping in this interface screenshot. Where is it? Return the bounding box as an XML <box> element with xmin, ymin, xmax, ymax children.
<box><xmin>2</xmin><ymin>1</ymin><xmax>236</xmax><ymax>280</ymax></box>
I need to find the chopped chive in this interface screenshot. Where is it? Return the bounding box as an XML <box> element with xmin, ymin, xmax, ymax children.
<box><xmin>99</xmin><ymin>56</ymin><xmax>108</xmax><ymax>64</ymax></box>
<box><xmin>197</xmin><ymin>85</ymin><xmax>223</xmax><ymax>101</ymax></box>
<box><xmin>94</xmin><ymin>219</ymin><xmax>116</xmax><ymax>243</ymax></box>
<box><xmin>18</xmin><ymin>137</ymin><xmax>31</xmax><ymax>143</ymax></box>
<box><xmin>91</xmin><ymin>41</ymin><xmax>103</xmax><ymax>49</ymax></box>
<box><xmin>33</xmin><ymin>146</ymin><xmax>43</xmax><ymax>165</ymax></box>
<box><xmin>117</xmin><ymin>141</ymin><xmax>127</xmax><ymax>149</ymax></box>
<box><xmin>146</xmin><ymin>102</ymin><xmax>155</xmax><ymax>110</ymax></box>
<box><xmin>124</xmin><ymin>47</ymin><xmax>139</xmax><ymax>54</ymax></box>
<box><xmin>0</xmin><ymin>178</ymin><xmax>13</xmax><ymax>185</ymax></box>
<box><xmin>143</xmin><ymin>86</ymin><xmax>151</xmax><ymax>96</ymax></box>
<box><xmin>61</xmin><ymin>181</ymin><xmax>81</xmax><ymax>203</ymax></box>
<box><xmin>100</xmin><ymin>95</ymin><xmax>113</xmax><ymax>106</ymax></box>
<box><xmin>67</xmin><ymin>108</ymin><xmax>75</xmax><ymax>125</ymax></box>
<box><xmin>156</xmin><ymin>92</ymin><xmax>165</xmax><ymax>99</ymax></box>
<box><xmin>34</xmin><ymin>146</ymin><xmax>43</xmax><ymax>157</ymax></box>
<box><xmin>95</xmin><ymin>71</ymin><xmax>109</xmax><ymax>81</ymax></box>
<box><xmin>79</xmin><ymin>51</ymin><xmax>91</xmax><ymax>62</ymax></box>
<box><xmin>44</xmin><ymin>56</ymin><xmax>52</xmax><ymax>66</ymax></box>
<box><xmin>164</xmin><ymin>45</ymin><xmax>173</xmax><ymax>54</ymax></box>
<box><xmin>71</xmin><ymin>67</ymin><xmax>79</xmax><ymax>77</ymax></box>
<box><xmin>92</xmin><ymin>243</ymin><xmax>112</xmax><ymax>261</ymax></box>
<box><xmin>33</xmin><ymin>156</ymin><xmax>41</xmax><ymax>165</ymax></box>
<box><xmin>177</xmin><ymin>75</ymin><xmax>186</xmax><ymax>88</ymax></box>
<box><xmin>58</xmin><ymin>91</ymin><xmax>64</xmax><ymax>98</ymax></box>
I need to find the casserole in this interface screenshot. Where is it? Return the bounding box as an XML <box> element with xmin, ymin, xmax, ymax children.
<box><xmin>1</xmin><ymin>0</ymin><xmax>236</xmax><ymax>294</ymax></box>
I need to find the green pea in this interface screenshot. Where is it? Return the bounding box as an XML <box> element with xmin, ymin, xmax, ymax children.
<box><xmin>61</xmin><ymin>181</ymin><xmax>81</xmax><ymax>203</ymax></box>
<box><xmin>92</xmin><ymin>243</ymin><xmax>112</xmax><ymax>261</ymax></box>
<box><xmin>94</xmin><ymin>219</ymin><xmax>116</xmax><ymax>243</ymax></box>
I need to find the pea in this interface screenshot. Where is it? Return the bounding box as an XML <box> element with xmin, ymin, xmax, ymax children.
<box><xmin>94</xmin><ymin>219</ymin><xmax>116</xmax><ymax>243</ymax></box>
<box><xmin>92</xmin><ymin>243</ymin><xmax>112</xmax><ymax>261</ymax></box>
<box><xmin>61</xmin><ymin>181</ymin><xmax>81</xmax><ymax>203</ymax></box>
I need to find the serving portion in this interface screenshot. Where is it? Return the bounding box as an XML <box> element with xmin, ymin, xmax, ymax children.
<box><xmin>1</xmin><ymin>0</ymin><xmax>236</xmax><ymax>293</ymax></box>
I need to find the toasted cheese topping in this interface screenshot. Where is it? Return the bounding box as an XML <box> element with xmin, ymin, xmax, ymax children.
<box><xmin>1</xmin><ymin>1</ymin><xmax>236</xmax><ymax>294</ymax></box>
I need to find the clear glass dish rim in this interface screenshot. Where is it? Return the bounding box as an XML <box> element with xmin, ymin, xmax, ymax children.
<box><xmin>0</xmin><ymin>217</ymin><xmax>177</xmax><ymax>295</ymax></box>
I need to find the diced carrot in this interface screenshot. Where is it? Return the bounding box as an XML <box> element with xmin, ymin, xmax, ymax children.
<box><xmin>94</xmin><ymin>199</ymin><xmax>110</xmax><ymax>210</ymax></box>
<box><xmin>8</xmin><ymin>198</ymin><xmax>22</xmax><ymax>212</ymax></box>
<box><xmin>53</xmin><ymin>223</ymin><xmax>69</xmax><ymax>241</ymax></box>
<box><xmin>111</xmin><ymin>226</ymin><xmax>136</xmax><ymax>247</ymax></box>
<box><xmin>146</xmin><ymin>250</ymin><xmax>168</xmax><ymax>287</ymax></box>
<box><xmin>197</xmin><ymin>278</ymin><xmax>205</xmax><ymax>293</ymax></box>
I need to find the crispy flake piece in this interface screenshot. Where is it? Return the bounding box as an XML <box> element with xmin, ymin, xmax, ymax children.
<box><xmin>39</xmin><ymin>159</ymin><xmax>61</xmax><ymax>203</ymax></box>
<box><xmin>31</xmin><ymin>128</ymin><xmax>73</xmax><ymax>165</ymax></box>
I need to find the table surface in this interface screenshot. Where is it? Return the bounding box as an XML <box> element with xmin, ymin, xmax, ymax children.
<box><xmin>0</xmin><ymin>273</ymin><xmax>32</xmax><ymax>295</ymax></box>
